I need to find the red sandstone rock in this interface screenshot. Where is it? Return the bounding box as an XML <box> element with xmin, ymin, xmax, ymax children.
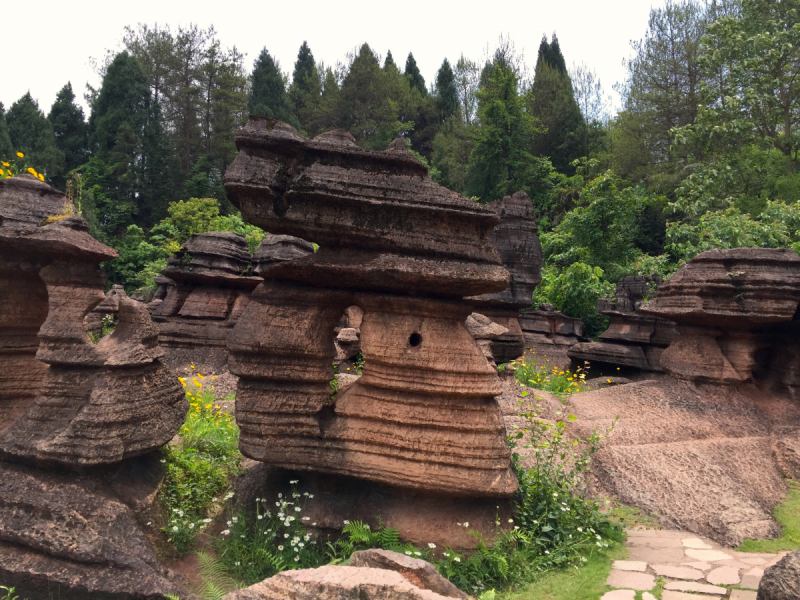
<box><xmin>224</xmin><ymin>119</ymin><xmax>516</xmax><ymax>510</ymax></box>
<box><xmin>518</xmin><ymin>306</ymin><xmax>584</xmax><ymax>370</ymax></box>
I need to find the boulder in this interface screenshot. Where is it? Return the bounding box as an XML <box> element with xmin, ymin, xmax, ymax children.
<box><xmin>222</xmin><ymin>565</ymin><xmax>462</xmax><ymax>600</ymax></box>
<box><xmin>224</xmin><ymin>119</ymin><xmax>516</xmax><ymax>545</ymax></box>
<box><xmin>758</xmin><ymin>550</ymin><xmax>800</xmax><ymax>600</ymax></box>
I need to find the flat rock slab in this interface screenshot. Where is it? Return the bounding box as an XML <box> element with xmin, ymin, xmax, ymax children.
<box><xmin>612</xmin><ymin>560</ymin><xmax>647</xmax><ymax>572</ymax></box>
<box><xmin>652</xmin><ymin>564</ymin><xmax>703</xmax><ymax>580</ymax></box>
<box><xmin>629</xmin><ymin>536</ymin><xmax>684</xmax><ymax>548</ymax></box>
<box><xmin>600</xmin><ymin>591</ymin><xmax>636</xmax><ymax>600</ymax></box>
<box><xmin>740</xmin><ymin>557</ymin><xmax>767</xmax><ymax>565</ymax></box>
<box><xmin>662</xmin><ymin>592</ymin><xmax>721</xmax><ymax>600</ymax></box>
<box><xmin>682</xmin><ymin>537</ymin><xmax>713</xmax><ymax>549</ymax></box>
<box><xmin>740</xmin><ymin>573</ymin><xmax>761</xmax><ymax>589</ymax></box>
<box><xmin>729</xmin><ymin>591</ymin><xmax>757</xmax><ymax>600</ymax></box>
<box><xmin>663</xmin><ymin>581</ymin><xmax>727</xmax><ymax>595</ymax></box>
<box><xmin>683</xmin><ymin>561</ymin><xmax>712</xmax><ymax>570</ymax></box>
<box><xmin>706</xmin><ymin>565</ymin><xmax>741</xmax><ymax>585</ymax></box>
<box><xmin>627</xmin><ymin>546</ymin><xmax>687</xmax><ymax>563</ymax></box>
<box><xmin>606</xmin><ymin>570</ymin><xmax>655</xmax><ymax>591</ymax></box>
<box><xmin>642</xmin><ymin>594</ymin><xmax>656</xmax><ymax>600</ymax></box>
<box><xmin>684</xmin><ymin>549</ymin><xmax>733</xmax><ymax>562</ymax></box>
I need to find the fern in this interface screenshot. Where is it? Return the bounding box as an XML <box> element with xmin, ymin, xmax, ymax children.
<box><xmin>196</xmin><ymin>551</ymin><xmax>236</xmax><ymax>600</ymax></box>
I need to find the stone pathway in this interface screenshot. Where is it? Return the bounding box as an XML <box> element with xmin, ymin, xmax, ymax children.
<box><xmin>600</xmin><ymin>529</ymin><xmax>788</xmax><ymax>600</ymax></box>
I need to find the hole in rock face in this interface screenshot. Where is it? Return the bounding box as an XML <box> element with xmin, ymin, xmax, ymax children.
<box><xmin>408</xmin><ymin>332</ymin><xmax>423</xmax><ymax>347</ymax></box>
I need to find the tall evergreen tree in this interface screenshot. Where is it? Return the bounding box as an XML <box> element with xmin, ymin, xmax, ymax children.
<box><xmin>435</xmin><ymin>58</ymin><xmax>459</xmax><ymax>121</ymax></box>
<box><xmin>248</xmin><ymin>48</ymin><xmax>298</xmax><ymax>126</ymax></box>
<box><xmin>529</xmin><ymin>35</ymin><xmax>587</xmax><ymax>174</ymax></box>
<box><xmin>48</xmin><ymin>82</ymin><xmax>89</xmax><ymax>187</ymax></box>
<box><xmin>0</xmin><ymin>103</ymin><xmax>13</xmax><ymax>160</ymax></box>
<box><xmin>404</xmin><ymin>53</ymin><xmax>427</xmax><ymax>95</ymax></box>
<box><xmin>289</xmin><ymin>41</ymin><xmax>321</xmax><ymax>130</ymax></box>
<box><xmin>6</xmin><ymin>92</ymin><xmax>63</xmax><ymax>180</ymax></box>
<box><xmin>466</xmin><ymin>64</ymin><xmax>551</xmax><ymax>202</ymax></box>
<box><xmin>383</xmin><ymin>50</ymin><xmax>396</xmax><ymax>71</ymax></box>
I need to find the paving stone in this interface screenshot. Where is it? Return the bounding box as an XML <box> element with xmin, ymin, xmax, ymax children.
<box><xmin>729</xmin><ymin>590</ymin><xmax>758</xmax><ymax>600</ymax></box>
<box><xmin>682</xmin><ymin>561</ymin><xmax>712</xmax><ymax>571</ymax></box>
<box><xmin>600</xmin><ymin>591</ymin><xmax>636</xmax><ymax>600</ymax></box>
<box><xmin>625</xmin><ymin>529</ymin><xmax>687</xmax><ymax>538</ymax></box>
<box><xmin>606</xmin><ymin>570</ymin><xmax>656</xmax><ymax>591</ymax></box>
<box><xmin>739</xmin><ymin>556</ymin><xmax>767</xmax><ymax>565</ymax></box>
<box><xmin>628</xmin><ymin>536</ymin><xmax>684</xmax><ymax>548</ymax></box>
<box><xmin>642</xmin><ymin>594</ymin><xmax>657</xmax><ymax>600</ymax></box>
<box><xmin>663</xmin><ymin>581</ymin><xmax>727</xmax><ymax>595</ymax></box>
<box><xmin>745</xmin><ymin>567</ymin><xmax>764</xmax><ymax>576</ymax></box>
<box><xmin>663</xmin><ymin>591</ymin><xmax>721</xmax><ymax>600</ymax></box>
<box><xmin>612</xmin><ymin>560</ymin><xmax>648</xmax><ymax>572</ymax></box>
<box><xmin>651</xmin><ymin>564</ymin><xmax>704</xmax><ymax>580</ymax></box>
<box><xmin>684</xmin><ymin>548</ymin><xmax>733</xmax><ymax>562</ymax></box>
<box><xmin>682</xmin><ymin>537</ymin><xmax>713</xmax><ymax>549</ymax></box>
<box><xmin>627</xmin><ymin>546</ymin><xmax>687</xmax><ymax>563</ymax></box>
<box><xmin>714</xmin><ymin>559</ymin><xmax>755</xmax><ymax>569</ymax></box>
<box><xmin>706</xmin><ymin>565</ymin><xmax>741</xmax><ymax>585</ymax></box>
<box><xmin>740</xmin><ymin>573</ymin><xmax>761</xmax><ymax>589</ymax></box>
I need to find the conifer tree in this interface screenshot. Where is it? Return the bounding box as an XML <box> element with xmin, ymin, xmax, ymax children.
<box><xmin>0</xmin><ymin>103</ymin><xmax>13</xmax><ymax>160</ymax></box>
<box><xmin>404</xmin><ymin>53</ymin><xmax>427</xmax><ymax>95</ymax></box>
<box><xmin>48</xmin><ymin>82</ymin><xmax>89</xmax><ymax>187</ymax></box>
<box><xmin>248</xmin><ymin>48</ymin><xmax>298</xmax><ymax>127</ymax></box>
<box><xmin>289</xmin><ymin>41</ymin><xmax>321</xmax><ymax>130</ymax></box>
<box><xmin>6</xmin><ymin>92</ymin><xmax>63</xmax><ymax>180</ymax></box>
<box><xmin>435</xmin><ymin>58</ymin><xmax>459</xmax><ymax>121</ymax></box>
<box><xmin>529</xmin><ymin>35</ymin><xmax>586</xmax><ymax>174</ymax></box>
<box><xmin>383</xmin><ymin>50</ymin><xmax>396</xmax><ymax>71</ymax></box>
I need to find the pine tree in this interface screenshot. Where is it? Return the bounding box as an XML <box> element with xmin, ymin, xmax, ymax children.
<box><xmin>404</xmin><ymin>53</ymin><xmax>427</xmax><ymax>95</ymax></box>
<box><xmin>248</xmin><ymin>48</ymin><xmax>298</xmax><ymax>127</ymax></box>
<box><xmin>289</xmin><ymin>41</ymin><xmax>321</xmax><ymax>130</ymax></box>
<box><xmin>6</xmin><ymin>92</ymin><xmax>63</xmax><ymax>180</ymax></box>
<box><xmin>383</xmin><ymin>50</ymin><xmax>396</xmax><ymax>72</ymax></box>
<box><xmin>48</xmin><ymin>82</ymin><xmax>88</xmax><ymax>187</ymax></box>
<box><xmin>529</xmin><ymin>35</ymin><xmax>587</xmax><ymax>174</ymax></box>
<box><xmin>465</xmin><ymin>64</ymin><xmax>551</xmax><ymax>202</ymax></box>
<box><xmin>435</xmin><ymin>58</ymin><xmax>459</xmax><ymax>121</ymax></box>
<box><xmin>0</xmin><ymin>103</ymin><xmax>13</xmax><ymax>160</ymax></box>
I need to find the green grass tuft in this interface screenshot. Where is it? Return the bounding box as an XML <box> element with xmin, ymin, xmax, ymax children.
<box><xmin>737</xmin><ymin>479</ymin><xmax>800</xmax><ymax>553</ymax></box>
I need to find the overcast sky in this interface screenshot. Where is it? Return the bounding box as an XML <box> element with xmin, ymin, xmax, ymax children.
<box><xmin>2</xmin><ymin>0</ymin><xmax>669</xmax><ymax>116</ymax></box>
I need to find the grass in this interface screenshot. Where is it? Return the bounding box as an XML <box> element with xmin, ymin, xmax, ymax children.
<box><xmin>604</xmin><ymin>500</ymin><xmax>662</xmax><ymax>531</ymax></box>
<box><xmin>507</xmin><ymin>543</ymin><xmax>627</xmax><ymax>600</ymax></box>
<box><xmin>504</xmin><ymin>350</ymin><xmax>591</xmax><ymax>397</ymax></box>
<box><xmin>737</xmin><ymin>479</ymin><xmax>800</xmax><ymax>553</ymax></box>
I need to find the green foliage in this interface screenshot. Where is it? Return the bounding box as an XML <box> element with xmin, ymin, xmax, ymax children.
<box><xmin>0</xmin><ymin>103</ymin><xmax>13</xmax><ymax>160</ymax></box>
<box><xmin>737</xmin><ymin>480</ymin><xmax>800</xmax><ymax>553</ymax></box>
<box><xmin>329</xmin><ymin>520</ymin><xmax>415</xmax><ymax>558</ymax></box>
<box><xmin>404</xmin><ymin>53</ymin><xmax>427</xmax><ymax>95</ymax></box>
<box><xmin>435</xmin><ymin>58</ymin><xmax>459</xmax><ymax>121</ymax></box>
<box><xmin>248</xmin><ymin>48</ymin><xmax>298</xmax><ymax>127</ymax></box>
<box><xmin>196</xmin><ymin>552</ymin><xmax>236</xmax><ymax>600</ymax></box>
<box><xmin>5</xmin><ymin>92</ymin><xmax>63</xmax><ymax>182</ymax></box>
<box><xmin>160</xmin><ymin>374</ymin><xmax>240</xmax><ymax>555</ymax></box>
<box><xmin>534</xmin><ymin>263</ymin><xmax>613</xmax><ymax>338</ymax></box>
<box><xmin>0</xmin><ymin>586</ymin><xmax>19</xmax><ymax>600</ymax></box>
<box><xmin>511</xmin><ymin>356</ymin><xmax>589</xmax><ymax>396</ymax></box>
<box><xmin>47</xmin><ymin>82</ymin><xmax>88</xmax><ymax>189</ymax></box>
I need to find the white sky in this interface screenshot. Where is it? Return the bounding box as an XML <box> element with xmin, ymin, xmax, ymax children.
<box><xmin>1</xmin><ymin>0</ymin><xmax>669</xmax><ymax>116</ymax></box>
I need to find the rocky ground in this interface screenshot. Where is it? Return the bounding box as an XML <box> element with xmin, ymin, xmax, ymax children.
<box><xmin>601</xmin><ymin>528</ymin><xmax>787</xmax><ymax>600</ymax></box>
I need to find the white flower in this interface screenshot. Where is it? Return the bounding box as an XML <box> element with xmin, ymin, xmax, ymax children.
<box><xmin>203</xmin><ymin>518</ymin><xmax>212</xmax><ymax>523</ymax></box>
<box><xmin>160</xmin><ymin>459</ymin><xmax>166</xmax><ymax>463</ymax></box>
<box><xmin>231</xmin><ymin>517</ymin><xmax>238</xmax><ymax>523</ymax></box>
<box><xmin>290</xmin><ymin>480</ymin><xmax>298</xmax><ymax>484</ymax></box>
<box><xmin>303</xmin><ymin>492</ymin><xmax>309</xmax><ymax>496</ymax></box>
<box><xmin>463</xmin><ymin>522</ymin><xmax>469</xmax><ymax>527</ymax></box>
<box><xmin>508</xmin><ymin>518</ymin><xmax>514</xmax><ymax>523</ymax></box>
<box><xmin>414</xmin><ymin>552</ymin><xmax>421</xmax><ymax>556</ymax></box>
<box><xmin>428</xmin><ymin>543</ymin><xmax>436</xmax><ymax>549</ymax></box>
<box><xmin>275</xmin><ymin>502</ymin><xmax>280</xmax><ymax>507</ymax></box>
<box><xmin>577</xmin><ymin>527</ymin><xmax>582</xmax><ymax>532</ymax></box>
<box><xmin>221</xmin><ymin>529</ymin><xmax>230</xmax><ymax>536</ymax></box>
<box><xmin>298</xmin><ymin>542</ymin><xmax>304</xmax><ymax>548</ymax></box>
<box><xmin>278</xmin><ymin>493</ymin><xmax>283</xmax><ymax>498</ymax></box>
<box><xmin>309</xmin><ymin>494</ymin><xmax>314</xmax><ymax>499</ymax></box>
<box><xmin>405</xmin><ymin>551</ymin><xmax>412</xmax><ymax>555</ymax></box>
<box><xmin>256</xmin><ymin>497</ymin><xmax>261</xmax><ymax>502</ymax></box>
<box><xmin>552</xmin><ymin>492</ymin><xmax>558</xmax><ymax>497</ymax></box>
<box><xmin>302</xmin><ymin>517</ymin><xmax>310</xmax><ymax>521</ymax></box>
<box><xmin>295</xmin><ymin>507</ymin><xmax>301</xmax><ymax>512</ymax></box>
<box><xmin>240</xmin><ymin>535</ymin><xmax>245</xmax><ymax>538</ymax></box>
<box><xmin>211</xmin><ymin>497</ymin><xmax>218</xmax><ymax>503</ymax></box>
<box><xmin>189</xmin><ymin>523</ymin><xmax>194</xmax><ymax>529</ymax></box>
<box><xmin>454</xmin><ymin>557</ymin><xmax>461</xmax><ymax>562</ymax></box>
<box><xmin>235</xmin><ymin>561</ymin><xmax>240</xmax><ymax>566</ymax></box>
<box><xmin>596</xmin><ymin>541</ymin><xmax>602</xmax><ymax>546</ymax></box>
<box><xmin>312</xmin><ymin>522</ymin><xmax>317</xmax><ymax>526</ymax></box>
<box><xmin>227</xmin><ymin>520</ymin><xmax>232</xmax><ymax>526</ymax></box>
<box><xmin>278</xmin><ymin>545</ymin><xmax>284</xmax><ymax>551</ymax></box>
<box><xmin>257</xmin><ymin>515</ymin><xmax>263</xmax><ymax>520</ymax></box>
<box><xmin>581</xmin><ymin>557</ymin><xmax>587</xmax><ymax>562</ymax></box>
<box><xmin>343</xmin><ymin>520</ymin><xmax>350</xmax><ymax>525</ymax></box>
<box><xmin>596</xmin><ymin>535</ymin><xmax>601</xmax><ymax>540</ymax></box>
<box><xmin>304</xmin><ymin>534</ymin><xmax>310</xmax><ymax>541</ymax></box>
<box><xmin>284</xmin><ymin>533</ymin><xmax>289</xmax><ymax>538</ymax></box>
<box><xmin>294</xmin><ymin>556</ymin><xmax>300</xmax><ymax>562</ymax></box>
<box><xmin>172</xmin><ymin>526</ymin><xmax>179</xmax><ymax>532</ymax></box>
<box><xmin>544</xmin><ymin>550</ymin><xmax>550</xmax><ymax>555</ymax></box>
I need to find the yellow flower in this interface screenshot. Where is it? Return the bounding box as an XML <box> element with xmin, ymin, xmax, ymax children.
<box><xmin>1</xmin><ymin>161</ymin><xmax>9</xmax><ymax>166</ymax></box>
<box><xmin>211</xmin><ymin>376</ymin><xmax>217</xmax><ymax>380</ymax></box>
<box><xmin>198</xmin><ymin>374</ymin><xmax>205</xmax><ymax>380</ymax></box>
<box><xmin>0</xmin><ymin>169</ymin><xmax>4</xmax><ymax>176</ymax></box>
<box><xmin>227</xmin><ymin>424</ymin><xmax>233</xmax><ymax>428</ymax></box>
<box><xmin>27</xmin><ymin>167</ymin><xmax>37</xmax><ymax>176</ymax></box>
<box><xmin>606</xmin><ymin>379</ymin><xmax>612</xmax><ymax>383</ymax></box>
<box><xmin>205</xmin><ymin>404</ymin><xmax>211</xmax><ymax>409</ymax></box>
<box><xmin>38</xmin><ymin>173</ymin><xmax>44</xmax><ymax>181</ymax></box>
<box><xmin>184</xmin><ymin>427</ymin><xmax>189</xmax><ymax>431</ymax></box>
<box><xmin>190</xmin><ymin>365</ymin><xmax>195</xmax><ymax>369</ymax></box>
<box><xmin>16</xmin><ymin>152</ymin><xmax>24</xmax><ymax>158</ymax></box>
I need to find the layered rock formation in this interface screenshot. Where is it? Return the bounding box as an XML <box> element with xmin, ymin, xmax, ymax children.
<box><xmin>467</xmin><ymin>191</ymin><xmax>543</xmax><ymax>364</ymax></box>
<box><xmin>0</xmin><ymin>175</ymin><xmax>191</xmax><ymax>599</ymax></box>
<box><xmin>569</xmin><ymin>276</ymin><xmax>678</xmax><ymax>371</ymax></box>
<box><xmin>150</xmin><ymin>231</ymin><xmax>263</xmax><ymax>371</ymax></box>
<box><xmin>223</xmin><ymin>119</ymin><xmax>516</xmax><ymax>529</ymax></box>
<box><xmin>563</xmin><ymin>248</ymin><xmax>800</xmax><ymax>546</ymax></box>
<box><xmin>518</xmin><ymin>304</ymin><xmax>585</xmax><ymax>370</ymax></box>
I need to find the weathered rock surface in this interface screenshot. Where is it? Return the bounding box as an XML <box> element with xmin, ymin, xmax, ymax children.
<box><xmin>86</xmin><ymin>284</ymin><xmax>128</xmax><ymax>336</ymax></box>
<box><xmin>152</xmin><ymin>232</ymin><xmax>262</xmax><ymax>371</ymax></box>
<box><xmin>562</xmin><ymin>248</ymin><xmax>800</xmax><ymax>546</ymax></box>
<box><xmin>348</xmin><ymin>550</ymin><xmax>471</xmax><ymax>599</ymax></box>
<box><xmin>0</xmin><ymin>175</ymin><xmax>192</xmax><ymax>598</ymax></box>
<box><xmin>569</xmin><ymin>276</ymin><xmax>678</xmax><ymax>371</ymax></box>
<box><xmin>224</xmin><ymin>118</ymin><xmax>516</xmax><ymax>543</ymax></box>
<box><xmin>222</xmin><ymin>564</ymin><xmax>462</xmax><ymax>600</ymax></box>
<box><xmin>518</xmin><ymin>305</ymin><xmax>585</xmax><ymax>370</ymax></box>
<box><xmin>253</xmin><ymin>233</ymin><xmax>315</xmax><ymax>274</ymax></box>
<box><xmin>466</xmin><ymin>191</ymin><xmax>543</xmax><ymax>364</ymax></box>
<box><xmin>0</xmin><ymin>461</ymin><xmax>196</xmax><ymax>600</ymax></box>
<box><xmin>758</xmin><ymin>550</ymin><xmax>800</xmax><ymax>600</ymax></box>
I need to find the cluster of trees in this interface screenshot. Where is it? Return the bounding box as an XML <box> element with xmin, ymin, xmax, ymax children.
<box><xmin>2</xmin><ymin>0</ymin><xmax>800</xmax><ymax>334</ymax></box>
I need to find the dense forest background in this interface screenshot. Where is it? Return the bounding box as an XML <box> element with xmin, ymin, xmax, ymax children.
<box><xmin>2</xmin><ymin>0</ymin><xmax>800</xmax><ymax>335</ymax></box>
